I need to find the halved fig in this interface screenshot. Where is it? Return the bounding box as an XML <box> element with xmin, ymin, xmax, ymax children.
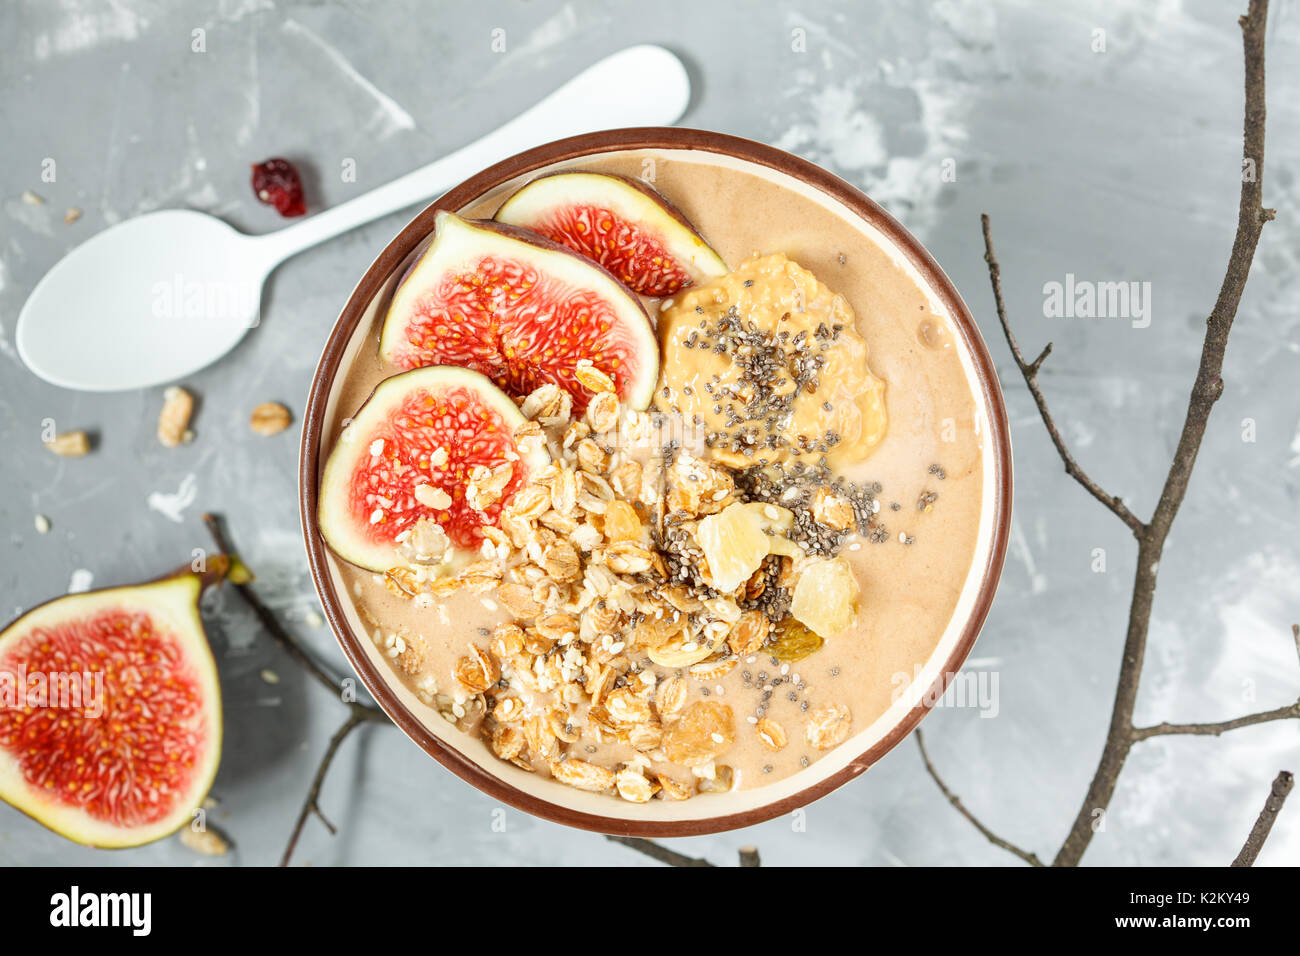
<box><xmin>0</xmin><ymin>570</ymin><xmax>223</xmax><ymax>848</ymax></box>
<box><xmin>494</xmin><ymin>171</ymin><xmax>728</xmax><ymax>296</ymax></box>
<box><xmin>380</xmin><ymin>212</ymin><xmax>658</xmax><ymax>412</ymax></box>
<box><xmin>318</xmin><ymin>365</ymin><xmax>548</xmax><ymax>573</ymax></box>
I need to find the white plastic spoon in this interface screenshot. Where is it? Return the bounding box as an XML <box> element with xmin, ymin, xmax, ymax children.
<box><xmin>16</xmin><ymin>45</ymin><xmax>690</xmax><ymax>392</ymax></box>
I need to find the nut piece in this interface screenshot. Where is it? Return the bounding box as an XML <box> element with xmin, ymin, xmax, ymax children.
<box><xmin>756</xmin><ymin>718</ymin><xmax>788</xmax><ymax>751</ymax></box>
<box><xmin>550</xmin><ymin>758</ymin><xmax>616</xmax><ymax>792</ymax></box>
<box><xmin>574</xmin><ymin>360</ymin><xmax>616</xmax><ymax>394</ymax></box>
<box><xmin>586</xmin><ymin>391</ymin><xmax>621</xmax><ymax>433</ymax></box>
<box><xmin>647</xmin><ymin>635</ymin><xmax>713</xmax><ymax>668</ymax></box>
<box><xmin>491</xmin><ymin>725</ymin><xmax>526</xmax><ymax>761</ymax></box>
<box><xmin>805</xmin><ymin>703</ymin><xmax>852</xmax><ymax>751</ymax></box>
<box><xmin>521</xmin><ymin>383</ymin><xmax>571</xmax><ymax>422</ymax></box>
<box><xmin>655</xmin><ymin>772</ymin><xmax>694</xmax><ymax>801</ymax></box>
<box><xmin>662</xmin><ymin>700</ymin><xmax>735</xmax><ymax>766</ymax></box>
<box><xmin>157</xmin><ymin>386</ymin><xmax>195</xmax><ymax>447</ymax></box>
<box><xmin>812</xmin><ymin>488</ymin><xmax>855</xmax><ymax>530</ymax></box>
<box><xmin>44</xmin><ymin>430</ymin><xmax>90</xmax><ymax>457</ymax></box>
<box><xmin>726</xmin><ymin>609</ymin><xmax>770</xmax><ymax>656</ymax></box>
<box><xmin>249</xmin><ymin>401</ymin><xmax>292</xmax><ymax>436</ymax></box>
<box><xmin>605</xmin><ymin>687</ymin><xmax>652</xmax><ymax>727</ymax></box>
<box><xmin>454</xmin><ymin>645</ymin><xmax>500</xmax><ymax>693</ymax></box>
<box><xmin>615</xmin><ymin>767</ymin><xmax>655</xmax><ymax>803</ymax></box>
<box><xmin>606</xmin><ymin>540</ymin><xmax>654</xmax><ymax>574</ymax></box>
<box><xmin>697</xmin><ymin>764</ymin><xmax>735</xmax><ymax>794</ymax></box>
<box><xmin>179</xmin><ymin>825</ymin><xmax>230</xmax><ymax>856</ymax></box>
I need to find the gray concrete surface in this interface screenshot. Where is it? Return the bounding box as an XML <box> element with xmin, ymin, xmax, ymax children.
<box><xmin>1</xmin><ymin>0</ymin><xmax>1297</xmax><ymax>866</ymax></box>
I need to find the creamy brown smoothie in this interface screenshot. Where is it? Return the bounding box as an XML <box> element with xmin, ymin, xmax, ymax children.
<box><xmin>320</xmin><ymin>153</ymin><xmax>984</xmax><ymax>802</ymax></box>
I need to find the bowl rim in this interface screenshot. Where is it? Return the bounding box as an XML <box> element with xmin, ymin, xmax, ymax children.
<box><xmin>298</xmin><ymin>126</ymin><xmax>1013</xmax><ymax>837</ymax></box>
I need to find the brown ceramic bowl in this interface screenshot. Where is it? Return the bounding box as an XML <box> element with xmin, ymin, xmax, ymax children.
<box><xmin>299</xmin><ymin>128</ymin><xmax>1012</xmax><ymax>837</ymax></box>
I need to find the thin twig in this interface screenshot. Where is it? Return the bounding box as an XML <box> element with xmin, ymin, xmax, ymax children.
<box><xmin>1133</xmin><ymin>701</ymin><xmax>1300</xmax><ymax>741</ymax></box>
<box><xmin>280</xmin><ymin>706</ymin><xmax>385</xmax><ymax>867</ymax></box>
<box><xmin>935</xmin><ymin>1</ymin><xmax>1279</xmax><ymax>868</ymax></box>
<box><xmin>915</xmin><ymin>731</ymin><xmax>1044</xmax><ymax>866</ymax></box>
<box><xmin>981</xmin><ymin>215</ymin><xmax>1145</xmax><ymax>537</ymax></box>
<box><xmin>605</xmin><ymin>835</ymin><xmax>715</xmax><ymax>867</ymax></box>
<box><xmin>1052</xmin><ymin>1</ymin><xmax>1274</xmax><ymax>867</ymax></box>
<box><xmin>1231</xmin><ymin>771</ymin><xmax>1294</xmax><ymax>866</ymax></box>
<box><xmin>202</xmin><ymin>512</ymin><xmax>349</xmax><ymax>698</ymax></box>
<box><xmin>203</xmin><ymin>512</ymin><xmax>389</xmax><ymax>866</ymax></box>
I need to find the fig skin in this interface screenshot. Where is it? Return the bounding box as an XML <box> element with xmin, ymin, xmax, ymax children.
<box><xmin>0</xmin><ymin>564</ymin><xmax>227</xmax><ymax>848</ymax></box>
<box><xmin>493</xmin><ymin>170</ymin><xmax>728</xmax><ymax>294</ymax></box>
<box><xmin>316</xmin><ymin>364</ymin><xmax>548</xmax><ymax>573</ymax></box>
<box><xmin>380</xmin><ymin>212</ymin><xmax>660</xmax><ymax>412</ymax></box>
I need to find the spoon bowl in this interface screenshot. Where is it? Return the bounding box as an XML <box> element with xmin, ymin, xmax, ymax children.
<box><xmin>17</xmin><ymin>210</ymin><xmax>264</xmax><ymax>391</ymax></box>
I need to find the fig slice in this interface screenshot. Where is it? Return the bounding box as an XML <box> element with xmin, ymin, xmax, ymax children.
<box><xmin>494</xmin><ymin>171</ymin><xmax>728</xmax><ymax>297</ymax></box>
<box><xmin>380</xmin><ymin>212</ymin><xmax>659</xmax><ymax>412</ymax></box>
<box><xmin>0</xmin><ymin>569</ymin><xmax>223</xmax><ymax>848</ymax></box>
<box><xmin>318</xmin><ymin>365</ymin><xmax>549</xmax><ymax>573</ymax></box>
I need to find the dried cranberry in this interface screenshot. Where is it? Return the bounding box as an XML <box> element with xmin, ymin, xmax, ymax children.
<box><xmin>251</xmin><ymin>158</ymin><xmax>306</xmax><ymax>217</ymax></box>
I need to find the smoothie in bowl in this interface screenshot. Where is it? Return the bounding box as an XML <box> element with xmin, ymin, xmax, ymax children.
<box><xmin>300</xmin><ymin>129</ymin><xmax>1010</xmax><ymax>835</ymax></box>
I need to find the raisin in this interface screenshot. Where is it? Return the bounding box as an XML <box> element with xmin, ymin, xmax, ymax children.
<box><xmin>767</xmin><ymin>618</ymin><xmax>825</xmax><ymax>662</ymax></box>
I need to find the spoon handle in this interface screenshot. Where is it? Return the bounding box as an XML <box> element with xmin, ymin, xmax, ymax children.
<box><xmin>248</xmin><ymin>45</ymin><xmax>689</xmax><ymax>268</ymax></box>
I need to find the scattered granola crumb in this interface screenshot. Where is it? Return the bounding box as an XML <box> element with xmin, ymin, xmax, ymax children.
<box><xmin>179</xmin><ymin>825</ymin><xmax>230</xmax><ymax>856</ymax></box>
<box><xmin>64</xmin><ymin>207</ymin><xmax>82</xmax><ymax>224</ymax></box>
<box><xmin>33</xmin><ymin>514</ymin><xmax>51</xmax><ymax>534</ymax></box>
<box><xmin>44</xmin><ymin>430</ymin><xmax>90</xmax><ymax>457</ymax></box>
<box><xmin>21</xmin><ymin>190</ymin><xmax>44</xmax><ymax>206</ymax></box>
<box><xmin>259</xmin><ymin>669</ymin><xmax>280</xmax><ymax>685</ymax></box>
<box><xmin>157</xmin><ymin>386</ymin><xmax>195</xmax><ymax>448</ymax></box>
<box><xmin>249</xmin><ymin>401</ymin><xmax>292</xmax><ymax>436</ymax></box>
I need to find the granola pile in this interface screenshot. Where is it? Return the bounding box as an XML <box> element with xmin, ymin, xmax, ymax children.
<box><xmin>375</xmin><ymin>372</ymin><xmax>867</xmax><ymax>802</ymax></box>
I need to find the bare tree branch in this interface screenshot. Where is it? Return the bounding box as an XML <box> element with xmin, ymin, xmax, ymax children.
<box><xmin>280</xmin><ymin>706</ymin><xmax>386</xmax><ymax>867</ymax></box>
<box><xmin>1053</xmin><ymin>1</ymin><xmax>1274</xmax><ymax>866</ymax></box>
<box><xmin>915</xmin><ymin>731</ymin><xmax>1044</xmax><ymax>866</ymax></box>
<box><xmin>203</xmin><ymin>512</ymin><xmax>390</xmax><ymax>867</ymax></box>
<box><xmin>605</xmin><ymin>835</ymin><xmax>715</xmax><ymax>867</ymax></box>
<box><xmin>981</xmin><ymin>215</ymin><xmax>1145</xmax><ymax>536</ymax></box>
<box><xmin>1231</xmin><ymin>771</ymin><xmax>1294</xmax><ymax>866</ymax></box>
<box><xmin>927</xmin><ymin>2</ymin><xmax>1280</xmax><ymax>868</ymax></box>
<box><xmin>1133</xmin><ymin>701</ymin><xmax>1300</xmax><ymax>741</ymax></box>
<box><xmin>203</xmin><ymin>512</ymin><xmax>351</xmax><ymax>699</ymax></box>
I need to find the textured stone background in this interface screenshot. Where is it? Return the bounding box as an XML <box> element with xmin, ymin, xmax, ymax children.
<box><xmin>1</xmin><ymin>0</ymin><xmax>1297</xmax><ymax>866</ymax></box>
